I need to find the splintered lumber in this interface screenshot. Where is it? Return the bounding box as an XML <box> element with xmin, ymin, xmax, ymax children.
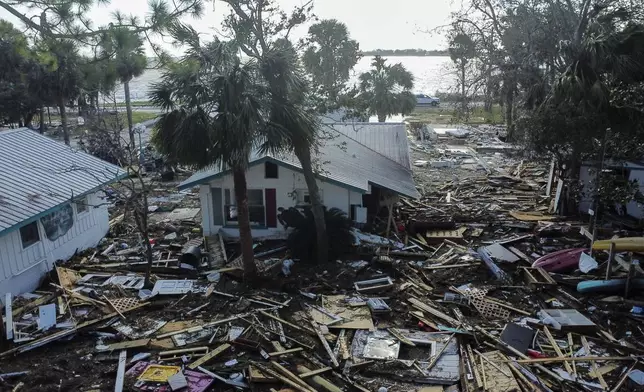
<box><xmin>187</xmin><ymin>343</ymin><xmax>230</xmax><ymax>369</ymax></box>
<box><xmin>0</xmin><ymin>303</ymin><xmax>148</xmax><ymax>358</ymax></box>
<box><xmin>580</xmin><ymin>336</ymin><xmax>608</xmax><ymax>390</ymax></box>
<box><xmin>268</xmin><ymin>347</ymin><xmax>304</xmax><ymax>357</ymax></box>
<box><xmin>310</xmin><ymin>321</ymin><xmax>339</xmax><ymax>368</ymax></box>
<box><xmin>297</xmin><ymin>365</ymin><xmax>342</xmax><ymax>392</ymax></box>
<box><xmin>408</xmin><ymin>297</ymin><xmax>460</xmax><ymax>326</ymax></box>
<box><xmin>568</xmin><ymin>333</ymin><xmax>577</xmax><ymax>378</ymax></box>
<box><xmin>474</xmin><ymin>326</ymin><xmax>563</xmax><ymax>382</ymax></box>
<box><xmin>298</xmin><ymin>367</ymin><xmax>332</xmax><ymax>378</ymax></box>
<box><xmin>505</xmin><ymin>356</ymin><xmax>635</xmax><ymax>364</ymax></box>
<box><xmin>543</xmin><ymin>326</ymin><xmax>573</xmax><ymax>373</ymax></box>
<box><xmin>388</xmin><ymin>328</ymin><xmax>415</xmax><ymax>346</ymax></box>
<box><xmin>260</xmin><ymin>310</ymin><xmax>312</xmax><ymax>334</ymax></box>
<box><xmin>270</xmin><ymin>361</ymin><xmax>316</xmax><ymax>392</ymax></box>
<box><xmin>254</xmin><ymin>363</ymin><xmax>311</xmax><ymax>392</ymax></box>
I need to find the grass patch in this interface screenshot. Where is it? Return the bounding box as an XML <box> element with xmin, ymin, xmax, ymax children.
<box><xmin>130</xmin><ymin>111</ymin><xmax>158</xmax><ymax>123</ymax></box>
<box><xmin>406</xmin><ymin>105</ymin><xmax>504</xmax><ymax>125</ymax></box>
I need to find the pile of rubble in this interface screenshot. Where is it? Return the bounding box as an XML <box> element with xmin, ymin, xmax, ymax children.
<box><xmin>1</xmin><ymin>129</ymin><xmax>644</xmax><ymax>392</ymax></box>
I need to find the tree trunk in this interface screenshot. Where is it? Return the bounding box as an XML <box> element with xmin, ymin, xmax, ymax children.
<box><xmin>58</xmin><ymin>99</ymin><xmax>69</xmax><ymax>145</ymax></box>
<box><xmin>505</xmin><ymin>87</ymin><xmax>514</xmax><ymax>140</ymax></box>
<box><xmin>140</xmin><ymin>191</ymin><xmax>154</xmax><ymax>287</ymax></box>
<box><xmin>377</xmin><ymin>113</ymin><xmax>386</xmax><ymax>122</ymax></box>
<box><xmin>461</xmin><ymin>63</ymin><xmax>467</xmax><ymax>114</ymax></box>
<box><xmin>232</xmin><ymin>166</ymin><xmax>257</xmax><ymax>279</ymax></box>
<box><xmin>124</xmin><ymin>80</ymin><xmax>136</xmax><ymax>151</ymax></box>
<box><xmin>294</xmin><ymin>145</ymin><xmax>328</xmax><ymax>264</ymax></box>
<box><xmin>47</xmin><ymin>107</ymin><xmax>51</xmax><ymax>125</ymax></box>
<box><xmin>39</xmin><ymin>106</ymin><xmax>45</xmax><ymax>134</ymax></box>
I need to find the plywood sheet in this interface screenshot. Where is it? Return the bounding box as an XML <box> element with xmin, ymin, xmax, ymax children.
<box><xmin>480</xmin><ymin>351</ymin><xmax>520</xmax><ymax>392</ymax></box>
<box><xmin>322</xmin><ymin>295</ymin><xmax>374</xmax><ymax>330</ymax></box>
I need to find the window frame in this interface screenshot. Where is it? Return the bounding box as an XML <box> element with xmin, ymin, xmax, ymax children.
<box><xmin>75</xmin><ymin>195</ymin><xmax>89</xmax><ymax>215</ymax></box>
<box><xmin>223</xmin><ymin>188</ymin><xmax>267</xmax><ymax>227</ymax></box>
<box><xmin>20</xmin><ymin>221</ymin><xmax>41</xmax><ymax>249</ymax></box>
<box><xmin>264</xmin><ymin>161</ymin><xmax>279</xmax><ymax>179</ymax></box>
<box><xmin>295</xmin><ymin>189</ymin><xmax>323</xmax><ymax>206</ymax></box>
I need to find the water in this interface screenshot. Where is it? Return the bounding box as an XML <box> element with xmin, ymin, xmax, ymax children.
<box><xmin>114</xmin><ymin>56</ymin><xmax>456</xmax><ymax>102</ymax></box>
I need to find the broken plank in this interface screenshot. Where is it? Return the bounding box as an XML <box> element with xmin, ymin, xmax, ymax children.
<box><xmin>5</xmin><ymin>293</ymin><xmax>13</xmax><ymax>340</ymax></box>
<box><xmin>187</xmin><ymin>343</ymin><xmax>230</xmax><ymax>369</ymax></box>
<box><xmin>543</xmin><ymin>326</ymin><xmax>573</xmax><ymax>374</ymax></box>
<box><xmin>114</xmin><ymin>350</ymin><xmax>127</xmax><ymax>392</ymax></box>
<box><xmin>310</xmin><ymin>321</ymin><xmax>339</xmax><ymax>368</ymax></box>
<box><xmin>298</xmin><ymin>367</ymin><xmax>332</xmax><ymax>378</ymax></box>
<box><xmin>581</xmin><ymin>336</ymin><xmax>608</xmax><ymax>390</ymax></box>
<box><xmin>270</xmin><ymin>361</ymin><xmax>316</xmax><ymax>392</ymax></box>
<box><xmin>268</xmin><ymin>348</ymin><xmax>304</xmax><ymax>357</ymax></box>
<box><xmin>0</xmin><ymin>303</ymin><xmax>149</xmax><ymax>358</ymax></box>
<box><xmin>408</xmin><ymin>297</ymin><xmax>460</xmax><ymax>326</ymax></box>
<box><xmin>254</xmin><ymin>363</ymin><xmax>311</xmax><ymax>392</ymax></box>
<box><xmin>260</xmin><ymin>310</ymin><xmax>312</xmax><ymax>334</ymax></box>
<box><xmin>104</xmin><ymin>339</ymin><xmax>150</xmax><ymax>351</ymax></box>
<box><xmin>297</xmin><ymin>365</ymin><xmax>342</xmax><ymax>392</ymax></box>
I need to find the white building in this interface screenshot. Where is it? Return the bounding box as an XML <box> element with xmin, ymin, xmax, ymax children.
<box><xmin>179</xmin><ymin>122</ymin><xmax>420</xmax><ymax>237</ymax></box>
<box><xmin>0</xmin><ymin>129</ymin><xmax>124</xmax><ymax>302</ymax></box>
<box><xmin>579</xmin><ymin>160</ymin><xmax>644</xmax><ymax>219</ymax></box>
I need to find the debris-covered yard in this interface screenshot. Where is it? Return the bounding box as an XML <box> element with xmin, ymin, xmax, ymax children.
<box><xmin>2</xmin><ymin>125</ymin><xmax>644</xmax><ymax>392</ymax></box>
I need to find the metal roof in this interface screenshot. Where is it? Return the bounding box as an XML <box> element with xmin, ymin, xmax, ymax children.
<box><xmin>328</xmin><ymin>122</ymin><xmax>412</xmax><ymax>169</ymax></box>
<box><xmin>179</xmin><ymin>124</ymin><xmax>419</xmax><ymax>199</ymax></box>
<box><xmin>0</xmin><ymin>128</ymin><xmax>126</xmax><ymax>235</ymax></box>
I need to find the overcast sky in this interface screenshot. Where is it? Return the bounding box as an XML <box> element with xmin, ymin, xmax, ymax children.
<box><xmin>0</xmin><ymin>0</ymin><xmax>454</xmax><ymax>54</ymax></box>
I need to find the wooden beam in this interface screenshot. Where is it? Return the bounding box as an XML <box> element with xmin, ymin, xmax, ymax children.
<box><xmin>581</xmin><ymin>336</ymin><xmax>608</xmax><ymax>390</ymax></box>
<box><xmin>187</xmin><ymin>343</ymin><xmax>230</xmax><ymax>369</ymax></box>
<box><xmin>298</xmin><ymin>367</ymin><xmax>332</xmax><ymax>378</ymax></box>
<box><xmin>114</xmin><ymin>350</ymin><xmax>127</xmax><ymax>392</ymax></box>
<box><xmin>543</xmin><ymin>326</ymin><xmax>573</xmax><ymax>373</ymax></box>
<box><xmin>270</xmin><ymin>361</ymin><xmax>316</xmax><ymax>392</ymax></box>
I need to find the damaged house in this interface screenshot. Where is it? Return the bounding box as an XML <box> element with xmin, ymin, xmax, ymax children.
<box><xmin>179</xmin><ymin>122</ymin><xmax>420</xmax><ymax>237</ymax></box>
<box><xmin>0</xmin><ymin>128</ymin><xmax>124</xmax><ymax>301</ymax></box>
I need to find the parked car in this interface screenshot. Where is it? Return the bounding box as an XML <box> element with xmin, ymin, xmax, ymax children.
<box><xmin>415</xmin><ymin>94</ymin><xmax>440</xmax><ymax>106</ymax></box>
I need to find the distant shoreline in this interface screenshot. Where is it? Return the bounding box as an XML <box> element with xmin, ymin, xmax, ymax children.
<box><xmin>361</xmin><ymin>50</ymin><xmax>449</xmax><ymax>57</ymax></box>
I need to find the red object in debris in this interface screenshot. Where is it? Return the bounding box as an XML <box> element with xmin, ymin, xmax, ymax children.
<box><xmin>526</xmin><ymin>349</ymin><xmax>547</xmax><ymax>358</ymax></box>
<box><xmin>397</xmin><ymin>222</ymin><xmax>406</xmax><ymax>232</ymax></box>
<box><xmin>532</xmin><ymin>248</ymin><xmax>586</xmax><ymax>272</ymax></box>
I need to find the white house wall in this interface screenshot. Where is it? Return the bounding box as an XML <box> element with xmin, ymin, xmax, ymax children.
<box><xmin>626</xmin><ymin>170</ymin><xmax>644</xmax><ymax>219</ymax></box>
<box><xmin>199</xmin><ymin>162</ymin><xmax>364</xmax><ymax>236</ymax></box>
<box><xmin>0</xmin><ymin>191</ymin><xmax>109</xmax><ymax>302</ymax></box>
<box><xmin>579</xmin><ymin>164</ymin><xmax>644</xmax><ymax>219</ymax></box>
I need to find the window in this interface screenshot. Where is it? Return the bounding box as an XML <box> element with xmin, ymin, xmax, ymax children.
<box><xmin>75</xmin><ymin>195</ymin><xmax>89</xmax><ymax>214</ymax></box>
<box><xmin>265</xmin><ymin>161</ymin><xmax>278</xmax><ymax>179</ymax></box>
<box><xmin>296</xmin><ymin>189</ymin><xmax>322</xmax><ymax>205</ymax></box>
<box><xmin>224</xmin><ymin>189</ymin><xmax>266</xmax><ymax>226</ymax></box>
<box><xmin>20</xmin><ymin>221</ymin><xmax>40</xmax><ymax>249</ymax></box>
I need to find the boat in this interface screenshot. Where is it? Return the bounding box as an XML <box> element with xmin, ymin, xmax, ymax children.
<box><xmin>531</xmin><ymin>248</ymin><xmax>586</xmax><ymax>272</ymax></box>
<box><xmin>577</xmin><ymin>278</ymin><xmax>644</xmax><ymax>294</ymax></box>
<box><xmin>592</xmin><ymin>237</ymin><xmax>644</xmax><ymax>252</ymax></box>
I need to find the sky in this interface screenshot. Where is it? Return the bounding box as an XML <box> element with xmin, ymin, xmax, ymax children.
<box><xmin>0</xmin><ymin>0</ymin><xmax>455</xmax><ymax>54</ymax></box>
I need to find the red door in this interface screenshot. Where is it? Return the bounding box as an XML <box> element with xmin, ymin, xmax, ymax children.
<box><xmin>265</xmin><ymin>188</ymin><xmax>277</xmax><ymax>227</ymax></box>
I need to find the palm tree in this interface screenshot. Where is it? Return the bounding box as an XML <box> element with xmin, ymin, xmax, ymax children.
<box><xmin>259</xmin><ymin>41</ymin><xmax>329</xmax><ymax>263</ymax></box>
<box><xmin>150</xmin><ymin>41</ymin><xmax>263</xmax><ymax>278</ymax></box>
<box><xmin>357</xmin><ymin>56</ymin><xmax>416</xmax><ymax>122</ymax></box>
<box><xmin>101</xmin><ymin>27</ymin><xmax>147</xmax><ymax>149</ymax></box>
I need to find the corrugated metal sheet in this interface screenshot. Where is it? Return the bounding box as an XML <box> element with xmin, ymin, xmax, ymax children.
<box><xmin>330</xmin><ymin>122</ymin><xmax>411</xmax><ymax>169</ymax></box>
<box><xmin>179</xmin><ymin>126</ymin><xmax>419</xmax><ymax>199</ymax></box>
<box><xmin>0</xmin><ymin>128</ymin><xmax>125</xmax><ymax>234</ymax></box>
